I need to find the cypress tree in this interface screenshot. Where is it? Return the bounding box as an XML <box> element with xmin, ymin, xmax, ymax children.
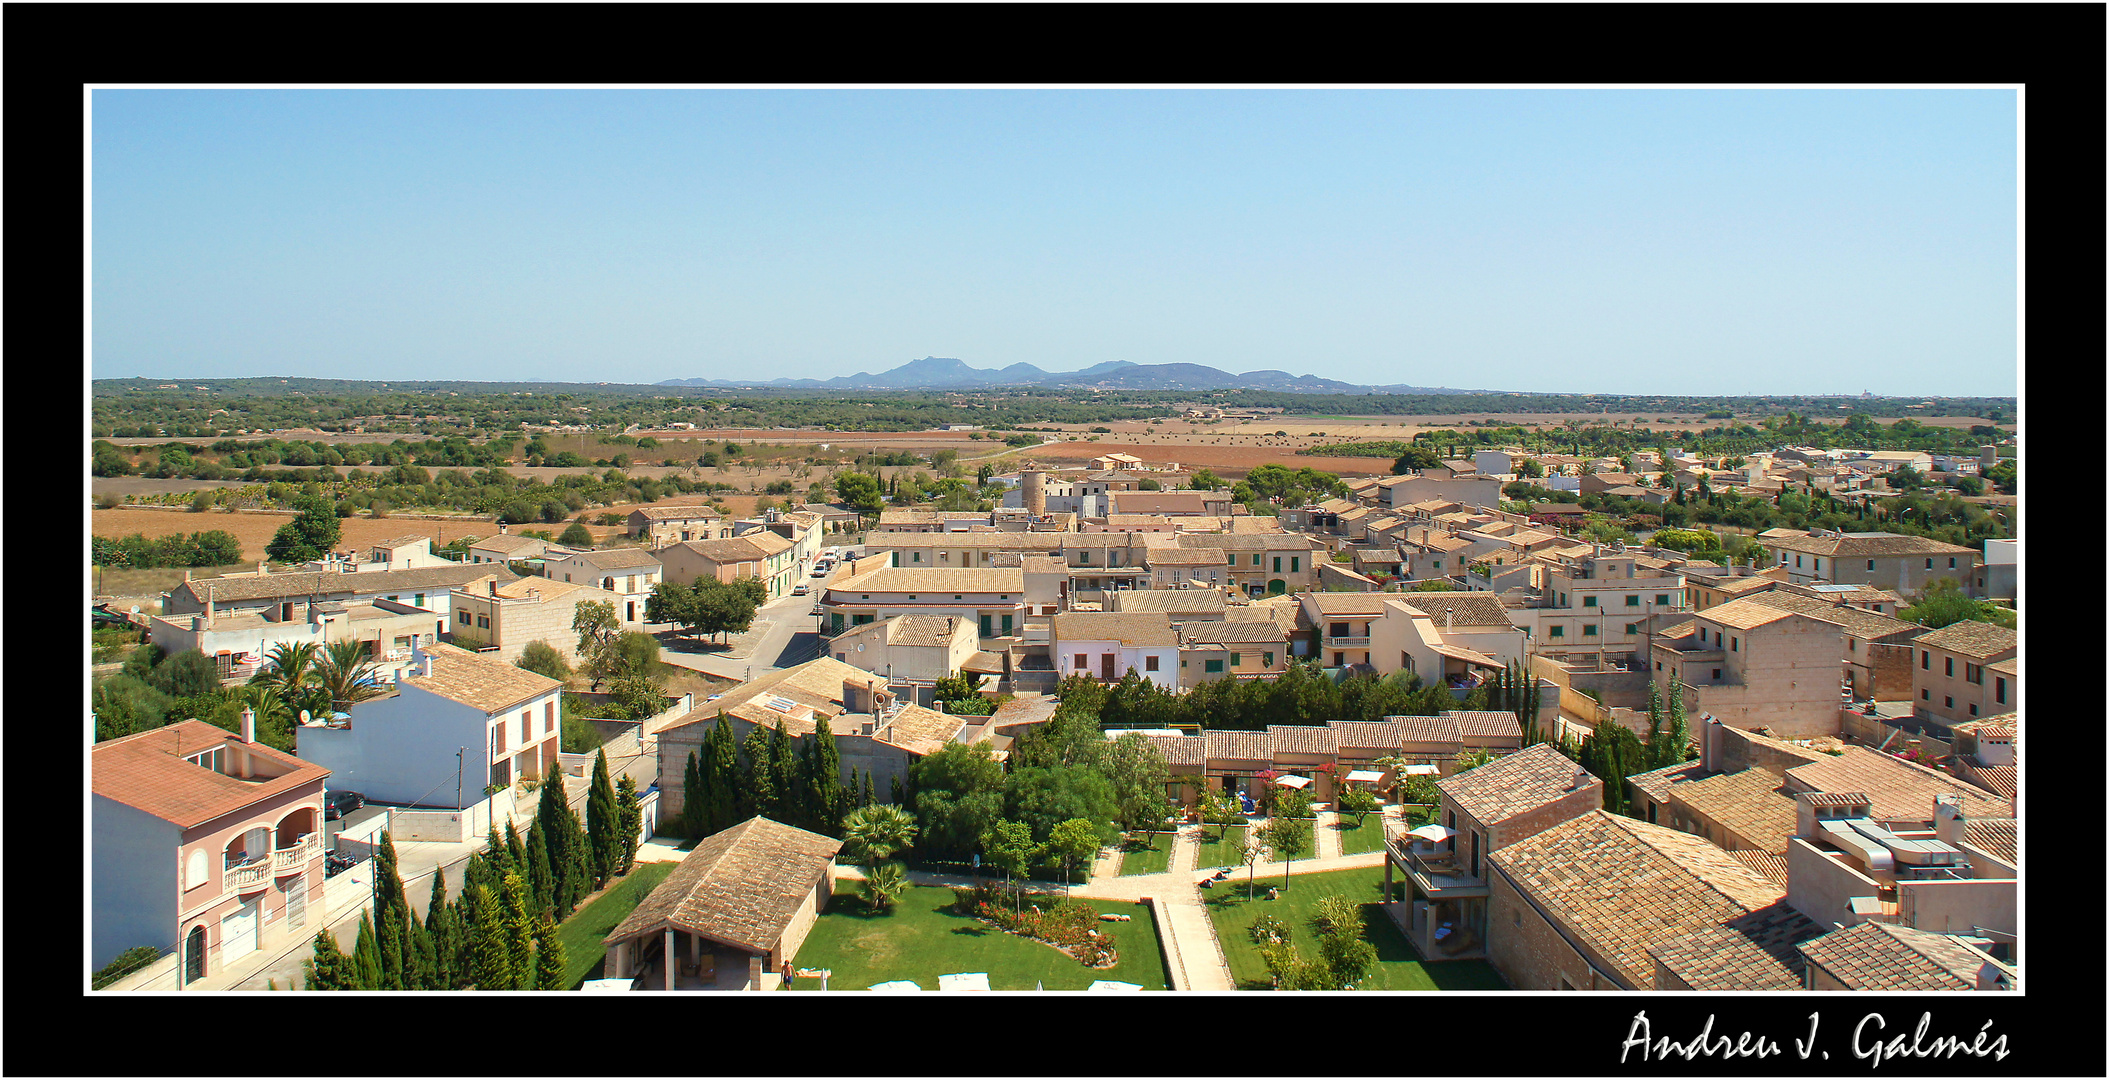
<box><xmin>303</xmin><ymin>929</ymin><xmax>357</xmax><ymax>990</ymax></box>
<box><xmin>459</xmin><ymin>852</ymin><xmax>490</xmax><ymax>933</ymax></box>
<box><xmin>373</xmin><ymin>831</ymin><xmax>408</xmax><ymax>989</ymax></box>
<box><xmin>811</xmin><ymin>715</ymin><xmax>844</xmax><ymax>834</ymax></box>
<box><xmin>532</xmin><ymin>911</ymin><xmax>567</xmax><ymax>990</ymax></box>
<box><xmin>406</xmin><ymin>911</ymin><xmax>437</xmax><ymax>990</ymax></box>
<box><xmin>485</xmin><ymin>826</ymin><xmax>510</xmax><ymax>880</ymax></box>
<box><xmin>707</xmin><ymin>714</ymin><xmax>739</xmax><ymax>833</ymax></box>
<box><xmin>499</xmin><ymin>869</ymin><xmax>534</xmax><ymax>989</ymax></box>
<box><xmin>682</xmin><ymin>749</ymin><xmax>705</xmax><ymax>838</ymax></box>
<box><xmin>743</xmin><ymin>724</ymin><xmax>776</xmax><ymax>820</ymax></box>
<box><xmin>561</xmin><ymin>797</ymin><xmax>594</xmax><ymax>915</ymax></box>
<box><xmin>351</xmin><ymin>912</ymin><xmax>383</xmax><ymax>990</ymax></box>
<box><xmin>466</xmin><ymin>883</ymin><xmax>513</xmax><ymax>990</ymax></box>
<box><xmin>771</xmin><ymin>720</ymin><xmax>800</xmax><ymax>825</ymax></box>
<box><xmin>615</xmin><ymin>774</ymin><xmax>642</xmax><ymax>875</ymax></box>
<box><xmin>1665</xmin><ymin>679</ymin><xmax>1688</xmax><ymax>765</ymax></box>
<box><xmin>889</xmin><ymin>772</ymin><xmax>904</xmax><ymax>807</ymax></box>
<box><xmin>588</xmin><ymin>748</ymin><xmax>622</xmax><ymax>888</ymax></box>
<box><xmin>504</xmin><ymin>821</ymin><xmax>527</xmax><ymax>881</ymax></box>
<box><xmin>861</xmin><ymin>768</ymin><xmax>876</xmax><ymax>809</ymax></box>
<box><xmin>1643</xmin><ymin>679</ymin><xmax>1666</xmax><ymax>768</ymax></box>
<box><xmin>426</xmin><ymin>866</ymin><xmax>458</xmax><ymax>991</ymax></box>
<box><xmin>527</xmin><ymin>816</ymin><xmax>555</xmax><ymax>919</ymax></box>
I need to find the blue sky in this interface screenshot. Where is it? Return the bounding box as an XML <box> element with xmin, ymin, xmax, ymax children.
<box><xmin>91</xmin><ymin>89</ymin><xmax>2019</xmax><ymax>396</ymax></box>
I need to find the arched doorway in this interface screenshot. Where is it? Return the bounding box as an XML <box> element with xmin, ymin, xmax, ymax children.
<box><xmin>1267</xmin><ymin>579</ymin><xmax>1286</xmax><ymax>596</ymax></box>
<box><xmin>185</xmin><ymin>925</ymin><xmax>207</xmax><ymax>983</ymax></box>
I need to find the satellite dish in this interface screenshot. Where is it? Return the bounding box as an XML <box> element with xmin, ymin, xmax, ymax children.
<box><xmin>129</xmin><ymin>606</ymin><xmax>141</xmax><ymax>615</ymax></box>
<box><xmin>300</xmin><ymin>710</ymin><xmax>311</xmax><ymax>723</ymax></box>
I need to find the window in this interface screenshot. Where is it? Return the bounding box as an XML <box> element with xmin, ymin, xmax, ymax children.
<box><xmin>1849</xmin><ymin>639</ymin><xmax>1857</xmax><ymax>652</ymax></box>
<box><xmin>1922</xmin><ymin>689</ymin><xmax>1930</xmax><ymax>700</ymax></box>
<box><xmin>1291</xmin><ymin>556</ymin><xmax>1300</xmax><ymax>573</ymax></box>
<box><xmin>1944</xmin><ymin>696</ymin><xmax>1953</xmax><ymax>709</ymax></box>
<box><xmin>1582</xmin><ymin>595</ymin><xmax>1597</xmax><ymax>608</ymax></box>
<box><xmin>1226</xmin><ymin>555</ymin><xmax>1237</xmax><ymax>566</ymax></box>
<box><xmin>493</xmin><ymin>722</ymin><xmax>507</xmax><ymax>754</ymax></box>
<box><xmin>414</xmin><ymin>594</ymin><xmax>425</xmax><ymax>607</ymax></box>
<box><xmin>1966</xmin><ymin>663</ymin><xmax>1982</xmax><ymax>684</ymax></box>
<box><xmin>1868</xmin><ymin>560</ymin><xmax>1876</xmax><ymax>570</ymax></box>
<box><xmin>1549</xmin><ymin>626</ymin><xmax>1565</xmax><ymax>638</ymax></box>
<box><xmin>1968</xmin><ymin>703</ymin><xmax>1978</xmax><ymax>717</ymax></box>
<box><xmin>1433</xmin><ymin>561</ymin><xmax>1442</xmax><ymax>570</ymax></box>
<box><xmin>1949</xmin><ymin>557</ymin><xmax>1957</xmax><ymax>569</ymax></box>
<box><xmin>1922</xmin><ymin>651</ymin><xmax>1930</xmax><ymax>669</ymax></box>
<box><xmin>459</xmin><ymin>611</ymin><xmax>472</xmax><ymax>625</ymax></box>
<box><xmin>187</xmin><ymin>849</ymin><xmax>210</xmax><ymax>889</ymax></box>
<box><xmin>1205</xmin><ymin>659</ymin><xmax>1224</xmax><ymax>673</ymax></box>
<box><xmin>1655</xmin><ymin>661</ymin><xmax>1662</xmax><ymax>671</ymax></box>
<box><xmin>1795</xmin><ymin>555</ymin><xmax>1803</xmax><ymax>568</ymax></box>
<box><xmin>1925</xmin><ymin>558</ymin><xmax>1934</xmax><ymax>569</ymax></box>
<box><xmin>1712</xmin><ymin>668</ymin><xmax>1722</xmax><ymax>680</ymax></box>
<box><xmin>1945</xmin><ymin>658</ymin><xmax>1954</xmax><ymax>677</ymax></box>
<box><xmin>1731</xmin><ymin>637</ymin><xmax>1738</xmax><ymax>652</ymax></box>
<box><xmin>1995</xmin><ymin>678</ymin><xmax>2006</xmax><ymax>704</ymax></box>
<box><xmin>1264</xmin><ymin>652</ymin><xmax>1274</xmax><ymax>667</ymax></box>
<box><xmin>1333</xmin><ymin>653</ymin><xmax>1344</xmax><ymax>665</ymax></box>
<box><xmin>477</xmin><ymin>615</ymin><xmax>490</xmax><ymax>629</ymax></box>
<box><xmin>1273</xmin><ymin>557</ymin><xmax>1282</xmax><ymax>573</ymax></box>
<box><xmin>1330</xmin><ymin>622</ymin><xmax>1348</xmax><ymax>637</ymax></box>
<box><xmin>1229</xmin><ymin>653</ymin><xmax>1242</xmax><ymax>667</ymax></box>
<box><xmin>1625</xmin><ymin>595</ymin><xmax>1640</xmax><ymax>607</ymax></box>
<box><xmin>1814</xmin><ymin>559</ymin><xmax>1822</xmax><ymax>571</ymax></box>
<box><xmin>521</xmin><ymin>712</ymin><xmax>532</xmax><ymax>744</ymax></box>
<box><xmin>1075</xmin><ymin>654</ymin><xmax>1088</xmax><ymax>670</ymax></box>
<box><xmin>1625</xmin><ymin>623</ymin><xmax>1640</xmax><ymax>634</ymax></box>
<box><xmin>1145</xmin><ymin>655</ymin><xmax>1160</xmax><ymax>672</ymax></box>
<box><xmin>1583</xmin><ymin>625</ymin><xmax>1598</xmax><ymax>637</ymax></box>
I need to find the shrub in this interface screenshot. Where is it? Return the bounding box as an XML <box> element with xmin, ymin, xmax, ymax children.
<box><xmin>1249</xmin><ymin>913</ymin><xmax>1292</xmax><ymax>946</ymax></box>
<box><xmin>92</xmin><ymin>946</ymin><xmax>165</xmax><ymax>989</ymax></box>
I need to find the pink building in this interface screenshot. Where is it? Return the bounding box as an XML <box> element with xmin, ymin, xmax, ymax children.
<box><xmin>93</xmin><ymin>716</ymin><xmax>331</xmax><ymax>987</ymax></box>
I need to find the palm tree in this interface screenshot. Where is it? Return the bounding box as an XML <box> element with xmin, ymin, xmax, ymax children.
<box><xmin>841</xmin><ymin>804</ymin><xmax>918</xmax><ymax>912</ymax></box>
<box><xmin>254</xmin><ymin>641</ymin><xmax>326</xmax><ymax>719</ymax></box>
<box><xmin>313</xmin><ymin>639</ymin><xmax>388</xmax><ymax>715</ymax></box>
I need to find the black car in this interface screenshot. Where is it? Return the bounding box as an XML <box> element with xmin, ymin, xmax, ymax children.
<box><xmin>323</xmin><ymin>790</ymin><xmax>365</xmax><ymax>820</ymax></box>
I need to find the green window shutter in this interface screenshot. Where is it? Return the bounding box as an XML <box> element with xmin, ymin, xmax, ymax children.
<box><xmin>1550</xmin><ymin>625</ymin><xmax>1565</xmax><ymax>638</ymax></box>
<box><xmin>1263</xmin><ymin>652</ymin><xmax>1274</xmax><ymax>667</ymax></box>
<box><xmin>1626</xmin><ymin>595</ymin><xmax>1640</xmax><ymax>607</ymax></box>
<box><xmin>1205</xmin><ymin>659</ymin><xmax>1223</xmax><ymax>673</ymax></box>
<box><xmin>980</xmin><ymin>615</ymin><xmax>993</xmax><ymax>637</ymax></box>
<box><xmin>1291</xmin><ymin>557</ymin><xmax>1300</xmax><ymax>573</ymax></box>
<box><xmin>1583</xmin><ymin>625</ymin><xmax>1598</xmax><ymax>636</ymax></box>
<box><xmin>1001</xmin><ymin>613</ymin><xmax>1013</xmax><ymax>634</ymax></box>
<box><xmin>1230</xmin><ymin>653</ymin><xmax>1242</xmax><ymax>667</ymax></box>
<box><xmin>1583</xmin><ymin>596</ymin><xmax>1597</xmax><ymax>607</ymax></box>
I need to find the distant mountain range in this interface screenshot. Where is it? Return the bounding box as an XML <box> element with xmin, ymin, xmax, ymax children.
<box><xmin>658</xmin><ymin>357</ymin><xmax>1478</xmax><ymax>394</ymax></box>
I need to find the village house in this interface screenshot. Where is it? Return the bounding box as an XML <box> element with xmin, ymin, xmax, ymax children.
<box><xmin>827</xmin><ymin>613</ymin><xmax>987</xmax><ymax>697</ymax></box>
<box><xmin>1366</xmin><ymin>592</ymin><xmax>1529</xmax><ymax>691</ymax></box>
<box><xmin>1051</xmin><ymin>611</ymin><xmax>1180</xmax><ymax>689</ymax></box>
<box><xmin>820</xmin><ymin>566</ymin><xmax>1027</xmax><ymax>643</ymax></box>
<box><xmin>446</xmin><ymin>576</ymin><xmax>624</xmax><ymax>664</ymax></box>
<box><xmin>655</xmin><ymin>532</ymin><xmax>797</xmax><ymax>600</ymax></box>
<box><xmin>626</xmin><ymin>504</ymin><xmax>725</xmax><ymax>538</ymax></box>
<box><xmin>1649</xmin><ymin>597</ymin><xmax>1845</xmax><ymax>739</ymax></box>
<box><xmin>1175</xmin><ymin>619</ymin><xmax>1290</xmax><ymax>688</ymax></box>
<box><xmin>541</xmin><ymin>548</ymin><xmax>664</xmax><ymax>625</ymax></box>
<box><xmin>466</xmin><ymin>529</ymin><xmax>551</xmax><ymax>567</ymax></box>
<box><xmin>1910</xmin><ymin>620</ymin><xmax>2018</xmax><ymax>728</ymax></box>
<box><xmin>1761</xmin><ymin>529</ymin><xmax>1981</xmax><ymax>598</ymax></box>
<box><xmin>298</xmin><ymin>644</ymin><xmax>565</xmax><ymax>807</ymax></box>
<box><xmin>93</xmin><ymin>716</ymin><xmax>331</xmax><ymax>987</ymax></box>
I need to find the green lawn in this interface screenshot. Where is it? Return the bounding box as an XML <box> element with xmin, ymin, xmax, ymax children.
<box><xmin>1333</xmin><ymin>813</ymin><xmax>1389</xmax><ymax>855</ymax></box>
<box><xmin>556</xmin><ymin>861</ymin><xmax>677</xmax><ymax>989</ymax></box>
<box><xmin>1193</xmin><ymin>825</ymin><xmax>1250</xmax><ymax>871</ymax></box>
<box><xmin>789</xmin><ymin>885</ymin><xmax>1171</xmax><ymax>991</ymax></box>
<box><xmin>1118</xmin><ymin>833</ymin><xmax>1181</xmax><ymax>877</ymax></box>
<box><xmin>1201</xmin><ymin>866</ymin><xmax>1508</xmax><ymax>991</ymax></box>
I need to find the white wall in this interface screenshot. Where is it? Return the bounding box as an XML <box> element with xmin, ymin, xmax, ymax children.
<box><xmin>93</xmin><ymin>796</ymin><xmax>181</xmax><ymax>969</ymax></box>
<box><xmin>298</xmin><ymin>684</ymin><xmax>499</xmax><ymax>808</ymax></box>
<box><xmin>1049</xmin><ymin>635</ymin><xmax>1177</xmax><ymax>689</ymax></box>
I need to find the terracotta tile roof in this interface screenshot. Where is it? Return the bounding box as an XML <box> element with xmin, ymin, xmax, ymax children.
<box><xmin>1626</xmin><ymin>761</ymin><xmax>1708</xmax><ymax>805</ymax></box>
<box><xmin>1393</xmin><ymin>716</ymin><xmax>1464</xmax><ymax>747</ymax></box>
<box><xmin>1649</xmin><ymin>923</ymin><xmax>1803</xmax><ymax>991</ymax></box>
<box><xmin>1958</xmin><ymin>764</ymin><xmax>2016</xmax><ymax>800</ymax></box>
<box><xmin>663</xmin><ymin>658</ymin><xmax>882</xmax><ymax>738</ymax></box>
<box><xmin>1181</xmin><ymin>621</ymin><xmax>1288</xmax><ymax>645</ymax></box>
<box><xmin>1228</xmin><ymin>516</ymin><xmax>1285</xmax><ymax>534</ymax></box>
<box><xmin>1266</xmin><ymin>725</ymin><xmax>1339</xmax><ymax>754</ymax></box>
<box><xmin>1052</xmin><ymin>611</ymin><xmax>1176</xmax><ymax>646</ymax></box>
<box><xmin>988</xmin><ymin>695</ymin><xmax>1059</xmax><ymax>730</ymax></box>
<box><xmin>1437</xmin><ymin>743</ymin><xmax>1596</xmax><ymax>825</ymax></box>
<box><xmin>1766</xmin><ymin>531</ymin><xmax>1977</xmax><ymax>559</ymax></box>
<box><xmin>1796</xmin><ymin>921</ymin><xmax>1994</xmax><ymax>991</ymax></box>
<box><xmin>1696</xmin><ymin>597</ymin><xmax>1800</xmax><ymax>631</ymax></box>
<box><xmin>884</xmin><ymin>615</ymin><xmax>972</xmax><ymax>647</ymax></box>
<box><xmin>878</xmin><ymin>704</ymin><xmax>967</xmax><ymax>757</ymax></box>
<box><xmin>876</xmin><ymin>533</ymin><xmax>1068</xmax><ymax>550</ymax></box>
<box><xmin>1739</xmin><ymin>590</ymin><xmax>1919</xmax><ymax>640</ymax></box>
<box><xmin>1486</xmin><ymin>812</ymin><xmax>1795</xmax><ymax>990</ymax></box>
<box><xmin>1395</xmin><ymin>592</ymin><xmax>1517</xmax><ymax>628</ymax></box>
<box><xmin>630</xmin><ymin>505</ymin><xmax>722</xmax><ymax>521</ymax></box>
<box><xmin>1450</xmin><ymin>711</ymin><xmax>1523</xmax><ymax>738</ymax></box>
<box><xmin>667</xmin><ymin>533</ymin><xmax>793</xmax><ymax>563</ymax></box>
<box><xmin>1328</xmin><ymin>720</ymin><xmax>1407</xmax><ymax>750</ymax></box>
<box><xmin>1109</xmin><ymin>492</ymin><xmax>1212</xmax><ymax>515</ymax></box>
<box><xmin>558</xmin><ymin>547</ymin><xmax>665</xmax><ymax>571</ymax></box>
<box><xmin>983</xmin><ymin>552</ymin><xmax>1025</xmax><ymax>568</ymax></box>
<box><xmin>1148</xmin><ymin>733</ymin><xmax>1206</xmax><ymax>766</ymax></box>
<box><xmin>603</xmin><ymin>816</ymin><xmax>840</xmax><ymax>953</ymax></box>
<box><xmin>376</xmin><ymin>534</ymin><xmax>431</xmax><ymax>548</ymax></box>
<box><xmin>1913</xmin><ymin>620</ymin><xmax>2018</xmax><ymax>660</ymax></box>
<box><xmin>484</xmin><ymin>577</ymin><xmax>606</xmax><ymax>603</ymax></box>
<box><xmin>470</xmin><ymin>533</ymin><xmax>547</xmax><ymax>555</ymax></box>
<box><xmin>1111</xmin><ymin>590</ymin><xmax>1227</xmax><ymax>614</ymax></box>
<box><xmin>1183</xmin><ymin>533</ymin><xmax>1322</xmax><ymax>551</ymax></box>
<box><xmin>1205</xmin><ymin>729</ymin><xmax>1273</xmax><ymax>762</ymax></box>
<box><xmin>1788</xmin><ymin>747</ymin><xmax>2012</xmax><ymax>824</ymax></box>
<box><xmin>1150</xmin><ymin>547</ymin><xmax>1227</xmax><ymax>565</ymax></box>
<box><xmin>175</xmin><ymin>563</ymin><xmax>513</xmax><ymax>606</ymax></box>
<box><xmin>398</xmin><ymin>644</ymin><xmax>560</xmax><ymax>713</ymax></box>
<box><xmin>1304</xmin><ymin>592</ymin><xmax>1391</xmax><ymax>615</ymax></box>
<box><xmin>1727</xmin><ymin>849</ymin><xmax>1790</xmax><ymax>888</ymax></box>
<box><xmin>836</xmin><ymin>567</ymin><xmax>1026</xmax><ymax>595</ymax></box>
<box><xmin>1961</xmin><ymin>819</ymin><xmax>2017</xmax><ymax>866</ymax></box>
<box><xmin>1018</xmin><ymin>555</ymin><xmax>1069</xmax><ymax>574</ymax></box>
<box><xmin>1664</xmin><ymin>768</ymin><xmax>1800</xmax><ymax>854</ymax></box>
<box><xmin>93</xmin><ymin>720</ymin><xmax>332</xmax><ymax>828</ymax></box>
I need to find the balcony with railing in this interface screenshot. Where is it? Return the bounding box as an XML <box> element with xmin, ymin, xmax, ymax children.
<box><xmin>224</xmin><ymin>831</ymin><xmax>322</xmax><ymax>892</ymax></box>
<box><xmin>1386</xmin><ymin>832</ymin><xmax>1488</xmax><ymax>899</ymax></box>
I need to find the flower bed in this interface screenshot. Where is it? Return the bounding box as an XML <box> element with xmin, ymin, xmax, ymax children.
<box><xmin>952</xmin><ymin>886</ymin><xmax>1118</xmax><ymax>969</ymax></box>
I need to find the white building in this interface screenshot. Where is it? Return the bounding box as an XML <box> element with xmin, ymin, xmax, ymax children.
<box><xmin>1050</xmin><ymin>611</ymin><xmax>1179</xmax><ymax>690</ymax></box>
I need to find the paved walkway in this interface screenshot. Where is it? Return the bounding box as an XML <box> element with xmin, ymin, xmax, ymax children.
<box><xmin>1314</xmin><ymin>812</ymin><xmax>1343</xmax><ymax>860</ymax></box>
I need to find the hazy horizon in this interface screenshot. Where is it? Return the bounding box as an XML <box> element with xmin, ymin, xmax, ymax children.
<box><xmin>93</xmin><ymin>89</ymin><xmax>2020</xmax><ymax>396</ymax></box>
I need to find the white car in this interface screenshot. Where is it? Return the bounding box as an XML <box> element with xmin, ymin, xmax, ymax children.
<box><xmin>793</xmin><ymin>584</ymin><xmax>810</xmax><ymax>596</ymax></box>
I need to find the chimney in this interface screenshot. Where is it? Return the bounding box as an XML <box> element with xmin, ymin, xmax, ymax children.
<box><xmin>1445</xmin><ymin>608</ymin><xmax>1453</xmax><ymax>632</ymax></box>
<box><xmin>422</xmin><ymin>651</ymin><xmax>435</xmax><ymax>679</ymax></box>
<box><xmin>489</xmin><ymin>579</ymin><xmax>499</xmax><ymax>596</ymax></box>
<box><xmin>191</xmin><ymin>615</ymin><xmax>204</xmax><ymax>631</ymax></box>
<box><xmin>240</xmin><ymin>706</ymin><xmax>257</xmax><ymax>744</ymax></box>
<box><xmin>183</xmin><ymin>569</ymin><xmax>192</xmax><ymax>583</ymax></box>
<box><xmin>1932</xmin><ymin>794</ymin><xmax>1966</xmax><ymax>846</ymax></box>
<box><xmin>500</xmin><ymin>522</ymin><xmax>509</xmax><ymax>534</ymax></box>
<box><xmin>1701</xmin><ymin>715</ymin><xmax>1722</xmax><ymax>772</ymax></box>
<box><xmin>258</xmin><ymin>560</ymin><xmax>268</xmax><ymax>576</ymax></box>
<box><xmin>205</xmin><ymin>588</ymin><xmax>217</xmax><ymax>629</ymax></box>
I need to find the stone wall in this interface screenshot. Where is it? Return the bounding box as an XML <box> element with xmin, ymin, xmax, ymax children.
<box><xmin>1485</xmin><ymin>863</ymin><xmax>1625</xmax><ymax>990</ymax></box>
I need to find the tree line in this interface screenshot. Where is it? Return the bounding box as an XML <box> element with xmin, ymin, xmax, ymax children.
<box><xmin>305</xmin><ymin>750</ymin><xmax>641</xmax><ymax>989</ymax></box>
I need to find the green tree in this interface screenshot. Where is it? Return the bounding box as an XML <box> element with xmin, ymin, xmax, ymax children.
<box><xmin>1046</xmin><ymin>818</ymin><xmax>1103</xmax><ymax>886</ymax></box>
<box><xmin>1228</xmin><ymin>827</ymin><xmax>1269</xmax><ymax>899</ymax></box>
<box><xmin>981</xmin><ymin>819</ymin><xmax>1041</xmax><ymax>910</ymax></box>
<box><xmin>372</xmin><ymin>831</ymin><xmax>410</xmax><ymax>989</ymax></box>
<box><xmin>1257</xmin><ymin>815</ymin><xmax>1312</xmax><ymax>890</ymax></box>
<box><xmin>1579</xmin><ymin>716</ymin><xmax>1646</xmax><ymax>816</ymax></box>
<box><xmin>351</xmin><ymin>912</ymin><xmax>383</xmax><ymax>990</ymax></box>
<box><xmin>833</xmin><ymin>471</ymin><xmax>885</xmax><ymax>517</ymax></box>
<box><xmin>527</xmin><ymin>817</ymin><xmax>556</xmax><ymax>921</ymax></box>
<box><xmin>466</xmin><ymin>884</ymin><xmax>514</xmax><ymax>990</ymax></box>
<box><xmin>705</xmin><ymin>714</ymin><xmax>739</xmax><ymax>834</ymax></box>
<box><xmin>532</xmin><ymin>911</ymin><xmax>567</xmax><ymax>990</ymax></box>
<box><xmin>1391</xmin><ymin>444</ymin><xmax>1441</xmax><ymax>473</ymax></box>
<box><xmin>806</xmin><ymin>716</ymin><xmax>846</xmax><ymax>835</ymax></box>
<box><xmin>742</xmin><ymin>724</ymin><xmax>778</xmax><ymax>821</ymax></box>
<box><xmin>860</xmin><ymin>861</ymin><xmax>909</xmax><ymax>912</ymax></box>
<box><xmin>303</xmin><ymin>930</ymin><xmax>359</xmax><ymax>990</ymax></box>
<box><xmin>1899</xmin><ymin>577</ymin><xmax>2016</xmax><ymax>630</ymax></box>
<box><xmin>615</xmin><ymin>773</ymin><xmax>642</xmax><ymax>875</ymax></box>
<box><xmin>842</xmin><ymin>803</ymin><xmax>919</xmax><ymax>910</ymax></box>
<box><xmin>265</xmin><ymin>494</ymin><xmax>344</xmax><ymax>562</ymax></box>
<box><xmin>558</xmin><ymin>522</ymin><xmax>595</xmax><ymax>547</ymax></box>
<box><xmin>587</xmin><ymin>749</ymin><xmax>623</xmax><ymax>888</ymax></box>
<box><xmin>1188</xmin><ymin>468</ymin><xmax>1223</xmax><ymax>491</ymax></box>
<box><xmin>571</xmin><ymin>600</ymin><xmax>623</xmax><ymax>691</ymax></box>
<box><xmin>425</xmin><ymin>866</ymin><xmax>461</xmax><ymax>990</ymax></box>
<box><xmin>499</xmin><ymin>870</ymin><xmax>534</xmax><ymax>989</ymax></box>
<box><xmin>1337</xmin><ymin>786</ymin><xmax>1380</xmax><ymax>826</ymax></box>
<box><xmin>1100</xmin><ymin>732</ymin><xmax>1173</xmax><ymax>838</ymax></box>
<box><xmin>313</xmin><ymin>639</ymin><xmax>388</xmax><ymax>715</ymax></box>
<box><xmin>1003</xmin><ymin>766</ymin><xmax>1119</xmax><ymax>851</ymax></box>
<box><xmin>516</xmin><ymin>641</ymin><xmax>573</xmax><ymax>684</ymax></box>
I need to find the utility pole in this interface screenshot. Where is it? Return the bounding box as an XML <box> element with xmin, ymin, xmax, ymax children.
<box><xmin>456</xmin><ymin>747</ymin><xmax>465</xmax><ymax>810</ymax></box>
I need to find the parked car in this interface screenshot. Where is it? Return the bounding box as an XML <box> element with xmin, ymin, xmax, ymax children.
<box><xmin>323</xmin><ymin>790</ymin><xmax>365</xmax><ymax>820</ymax></box>
<box><xmin>793</xmin><ymin>584</ymin><xmax>809</xmax><ymax>596</ymax></box>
